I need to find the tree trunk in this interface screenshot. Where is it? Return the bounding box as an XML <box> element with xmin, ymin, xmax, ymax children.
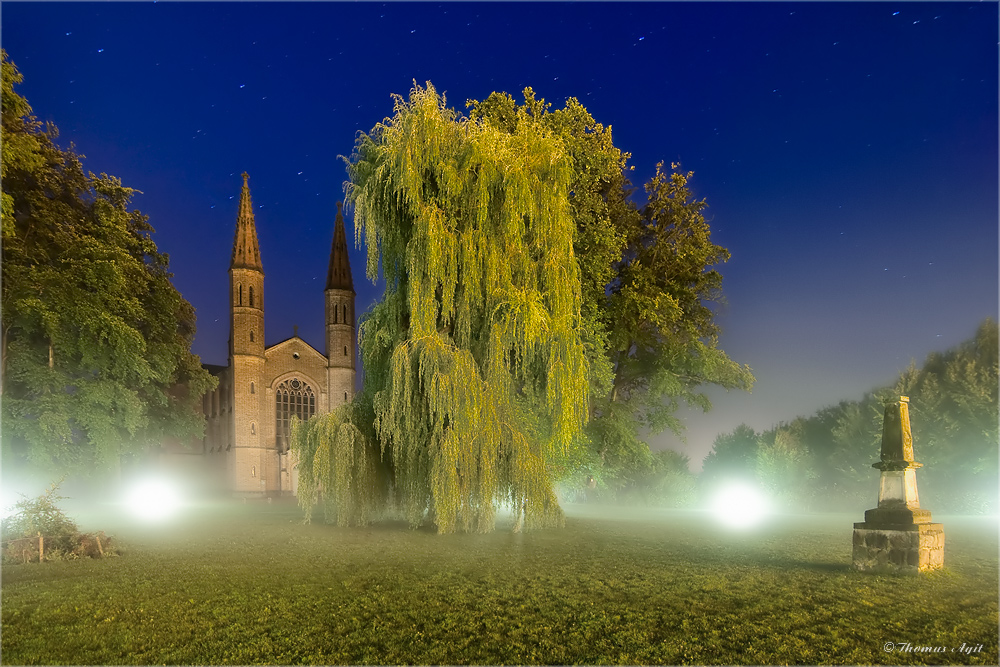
<box><xmin>609</xmin><ymin>341</ymin><xmax>633</xmax><ymax>404</ymax></box>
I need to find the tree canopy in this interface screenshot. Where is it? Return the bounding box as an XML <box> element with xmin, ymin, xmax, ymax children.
<box><xmin>292</xmin><ymin>83</ymin><xmax>753</xmax><ymax>528</ymax></box>
<box><xmin>1</xmin><ymin>51</ymin><xmax>215</xmax><ymax>479</ymax></box>
<box><xmin>324</xmin><ymin>83</ymin><xmax>590</xmax><ymax>532</ymax></box>
<box><xmin>468</xmin><ymin>89</ymin><xmax>754</xmax><ymax>487</ymax></box>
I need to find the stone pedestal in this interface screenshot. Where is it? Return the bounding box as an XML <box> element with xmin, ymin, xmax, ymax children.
<box><xmin>852</xmin><ymin>522</ymin><xmax>944</xmax><ymax>575</ymax></box>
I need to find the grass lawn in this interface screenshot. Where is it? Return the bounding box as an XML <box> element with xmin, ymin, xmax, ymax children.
<box><xmin>1</xmin><ymin>499</ymin><xmax>997</xmax><ymax>665</ymax></box>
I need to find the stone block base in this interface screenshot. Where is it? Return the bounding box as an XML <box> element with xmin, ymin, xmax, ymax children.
<box><xmin>852</xmin><ymin>523</ymin><xmax>944</xmax><ymax>575</ymax></box>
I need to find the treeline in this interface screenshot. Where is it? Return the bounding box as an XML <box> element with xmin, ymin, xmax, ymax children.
<box><xmin>701</xmin><ymin>319</ymin><xmax>998</xmax><ymax>515</ymax></box>
<box><xmin>1</xmin><ymin>51</ymin><xmax>216</xmax><ymax>479</ymax></box>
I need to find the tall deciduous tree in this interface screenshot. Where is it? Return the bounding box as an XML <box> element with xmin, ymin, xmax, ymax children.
<box><xmin>1</xmin><ymin>51</ymin><xmax>215</xmax><ymax>479</ymax></box>
<box><xmin>607</xmin><ymin>164</ymin><xmax>754</xmax><ymax>437</ymax></box>
<box><xmin>469</xmin><ymin>90</ymin><xmax>753</xmax><ymax>485</ymax></box>
<box><xmin>754</xmin><ymin>424</ymin><xmax>817</xmax><ymax>510</ymax></box>
<box><xmin>341</xmin><ymin>83</ymin><xmax>589</xmax><ymax>533</ymax></box>
<box><xmin>701</xmin><ymin>423</ymin><xmax>761</xmax><ymax>484</ymax></box>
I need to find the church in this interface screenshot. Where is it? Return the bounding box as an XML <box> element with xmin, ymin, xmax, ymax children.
<box><xmin>194</xmin><ymin>173</ymin><xmax>357</xmax><ymax>497</ymax></box>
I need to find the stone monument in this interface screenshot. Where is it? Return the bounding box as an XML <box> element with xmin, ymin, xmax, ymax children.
<box><xmin>852</xmin><ymin>396</ymin><xmax>944</xmax><ymax>574</ymax></box>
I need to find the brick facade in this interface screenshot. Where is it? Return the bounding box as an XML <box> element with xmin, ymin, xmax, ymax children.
<box><xmin>195</xmin><ymin>175</ymin><xmax>356</xmax><ymax>496</ymax></box>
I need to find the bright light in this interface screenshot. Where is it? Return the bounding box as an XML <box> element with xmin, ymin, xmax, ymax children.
<box><xmin>1</xmin><ymin>493</ymin><xmax>17</xmax><ymax>520</ymax></box>
<box><xmin>124</xmin><ymin>478</ymin><xmax>182</xmax><ymax>522</ymax></box>
<box><xmin>710</xmin><ymin>482</ymin><xmax>770</xmax><ymax>529</ymax></box>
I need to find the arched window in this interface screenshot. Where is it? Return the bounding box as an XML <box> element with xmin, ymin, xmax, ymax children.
<box><xmin>275</xmin><ymin>377</ymin><xmax>316</xmax><ymax>453</ymax></box>
<box><xmin>344</xmin><ymin>391</ymin><xmax>348</xmax><ymax>402</ymax></box>
<box><xmin>238</xmin><ymin>284</ymin><xmax>243</xmax><ymax>306</ymax></box>
<box><xmin>250</xmin><ymin>382</ymin><xmax>255</xmax><ymax>394</ymax></box>
<box><xmin>249</xmin><ymin>286</ymin><xmax>255</xmax><ymax>308</ymax></box>
<box><xmin>343</xmin><ymin>304</ymin><xmax>347</xmax><ymax>323</ymax></box>
<box><xmin>344</xmin><ymin>345</ymin><xmax>348</xmax><ymax>356</ymax></box>
<box><xmin>251</xmin><ymin>423</ymin><xmax>256</xmax><ymax>435</ymax></box>
<box><xmin>249</xmin><ymin>330</ymin><xmax>254</xmax><ymax>342</ymax></box>
<box><xmin>334</xmin><ymin>305</ymin><xmax>338</xmax><ymax>324</ymax></box>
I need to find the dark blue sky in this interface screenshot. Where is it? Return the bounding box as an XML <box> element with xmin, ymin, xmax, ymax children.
<box><xmin>4</xmin><ymin>2</ymin><xmax>997</xmax><ymax>467</ymax></box>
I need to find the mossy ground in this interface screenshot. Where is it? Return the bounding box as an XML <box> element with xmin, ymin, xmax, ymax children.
<box><xmin>1</xmin><ymin>499</ymin><xmax>996</xmax><ymax>665</ymax></box>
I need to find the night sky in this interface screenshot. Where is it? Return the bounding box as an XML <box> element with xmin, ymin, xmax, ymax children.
<box><xmin>3</xmin><ymin>2</ymin><xmax>996</xmax><ymax>469</ymax></box>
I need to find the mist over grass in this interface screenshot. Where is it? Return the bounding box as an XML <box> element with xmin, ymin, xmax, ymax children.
<box><xmin>2</xmin><ymin>498</ymin><xmax>996</xmax><ymax>665</ymax></box>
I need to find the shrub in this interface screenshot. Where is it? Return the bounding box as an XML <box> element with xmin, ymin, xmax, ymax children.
<box><xmin>1</xmin><ymin>480</ymin><xmax>115</xmax><ymax>563</ymax></box>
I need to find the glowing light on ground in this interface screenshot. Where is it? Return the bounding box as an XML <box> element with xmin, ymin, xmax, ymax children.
<box><xmin>124</xmin><ymin>478</ymin><xmax>182</xmax><ymax>522</ymax></box>
<box><xmin>710</xmin><ymin>482</ymin><xmax>770</xmax><ymax>529</ymax></box>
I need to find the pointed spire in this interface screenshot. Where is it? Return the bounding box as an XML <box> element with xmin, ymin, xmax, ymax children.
<box><xmin>326</xmin><ymin>201</ymin><xmax>355</xmax><ymax>292</ymax></box>
<box><xmin>231</xmin><ymin>172</ymin><xmax>263</xmax><ymax>271</ymax></box>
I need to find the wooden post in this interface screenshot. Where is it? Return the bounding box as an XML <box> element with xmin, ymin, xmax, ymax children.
<box><xmin>37</xmin><ymin>532</ymin><xmax>43</xmax><ymax>562</ymax></box>
<box><xmin>95</xmin><ymin>534</ymin><xmax>105</xmax><ymax>557</ymax></box>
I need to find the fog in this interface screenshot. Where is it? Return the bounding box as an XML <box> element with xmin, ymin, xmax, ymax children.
<box><xmin>5</xmin><ymin>464</ymin><xmax>995</xmax><ymax>544</ymax></box>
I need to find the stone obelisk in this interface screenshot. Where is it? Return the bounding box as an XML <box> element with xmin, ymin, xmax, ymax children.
<box><xmin>852</xmin><ymin>396</ymin><xmax>944</xmax><ymax>574</ymax></box>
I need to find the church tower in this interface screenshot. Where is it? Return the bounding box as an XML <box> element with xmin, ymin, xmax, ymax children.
<box><xmin>229</xmin><ymin>173</ymin><xmax>267</xmax><ymax>495</ymax></box>
<box><xmin>325</xmin><ymin>202</ymin><xmax>356</xmax><ymax>410</ymax></box>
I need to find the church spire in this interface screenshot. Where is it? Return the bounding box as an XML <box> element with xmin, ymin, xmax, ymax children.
<box><xmin>231</xmin><ymin>172</ymin><xmax>263</xmax><ymax>271</ymax></box>
<box><xmin>326</xmin><ymin>201</ymin><xmax>354</xmax><ymax>292</ymax></box>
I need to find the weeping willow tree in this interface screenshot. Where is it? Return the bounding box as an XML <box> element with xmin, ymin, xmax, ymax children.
<box><xmin>343</xmin><ymin>82</ymin><xmax>589</xmax><ymax>533</ymax></box>
<box><xmin>290</xmin><ymin>402</ymin><xmax>382</xmax><ymax>526</ymax></box>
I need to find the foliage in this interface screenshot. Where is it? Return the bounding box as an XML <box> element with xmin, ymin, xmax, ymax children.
<box><xmin>827</xmin><ymin>393</ymin><xmax>893</xmax><ymax>508</ymax></box>
<box><xmin>703</xmin><ymin>318</ymin><xmax>999</xmax><ymax>513</ymax></box>
<box><xmin>301</xmin><ymin>85</ymin><xmax>752</xmax><ymax>527</ymax></box>
<box><xmin>754</xmin><ymin>425</ymin><xmax>818</xmax><ymax>510</ymax></box>
<box><xmin>1</xmin><ymin>479</ymin><xmax>114</xmax><ymax>563</ymax></box>
<box><xmin>613</xmin><ymin>449</ymin><xmax>698</xmax><ymax>507</ymax></box>
<box><xmin>468</xmin><ymin>88</ymin><xmax>629</xmax><ymax>407</ymax></box>
<box><xmin>1</xmin><ymin>51</ymin><xmax>216</xmax><ymax>478</ymax></box>
<box><xmin>701</xmin><ymin>423</ymin><xmax>760</xmax><ymax>484</ymax></box>
<box><xmin>896</xmin><ymin>319</ymin><xmax>999</xmax><ymax>511</ymax></box>
<box><xmin>606</xmin><ymin>164</ymin><xmax>754</xmax><ymax>436</ymax></box>
<box><xmin>342</xmin><ymin>82</ymin><xmax>590</xmax><ymax>532</ymax></box>
<box><xmin>1</xmin><ymin>480</ymin><xmax>78</xmax><ymax>554</ymax></box>
<box><xmin>469</xmin><ymin>90</ymin><xmax>753</xmax><ymax>487</ymax></box>
<box><xmin>820</xmin><ymin>319</ymin><xmax>999</xmax><ymax>513</ymax></box>
<box><xmin>290</xmin><ymin>405</ymin><xmax>383</xmax><ymax>526</ymax></box>
<box><xmin>1</xmin><ymin>502</ymin><xmax>997</xmax><ymax>665</ymax></box>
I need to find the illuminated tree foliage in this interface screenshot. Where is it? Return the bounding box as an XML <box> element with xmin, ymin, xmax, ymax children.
<box><xmin>340</xmin><ymin>83</ymin><xmax>590</xmax><ymax>533</ymax></box>
<box><xmin>469</xmin><ymin>90</ymin><xmax>754</xmax><ymax>487</ymax></box>
<box><xmin>1</xmin><ymin>51</ymin><xmax>216</xmax><ymax>479</ymax></box>
<box><xmin>290</xmin><ymin>405</ymin><xmax>382</xmax><ymax>526</ymax></box>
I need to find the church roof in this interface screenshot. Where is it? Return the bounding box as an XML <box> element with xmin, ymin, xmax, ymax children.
<box><xmin>265</xmin><ymin>335</ymin><xmax>327</xmax><ymax>361</ymax></box>
<box><xmin>326</xmin><ymin>201</ymin><xmax>355</xmax><ymax>292</ymax></box>
<box><xmin>230</xmin><ymin>172</ymin><xmax>263</xmax><ymax>271</ymax></box>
